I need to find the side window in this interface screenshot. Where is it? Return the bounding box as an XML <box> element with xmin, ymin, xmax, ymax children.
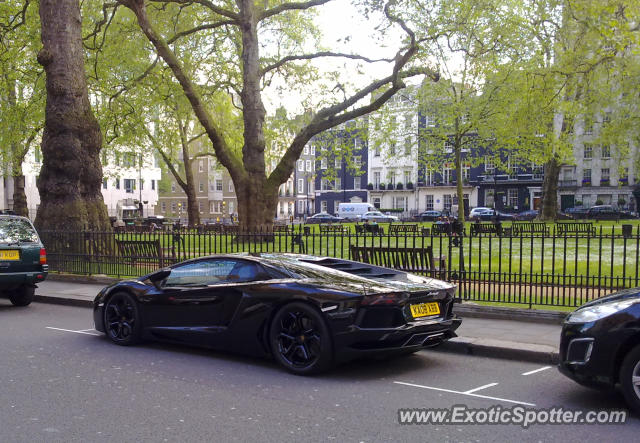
<box><xmin>164</xmin><ymin>260</ymin><xmax>236</xmax><ymax>286</ymax></box>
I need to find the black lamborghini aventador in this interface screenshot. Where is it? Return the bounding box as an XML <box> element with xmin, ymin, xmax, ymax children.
<box><xmin>93</xmin><ymin>253</ymin><xmax>461</xmax><ymax>374</ymax></box>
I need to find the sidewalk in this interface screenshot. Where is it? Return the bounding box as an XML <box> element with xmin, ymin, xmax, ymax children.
<box><xmin>34</xmin><ymin>277</ymin><xmax>564</xmax><ymax>365</ymax></box>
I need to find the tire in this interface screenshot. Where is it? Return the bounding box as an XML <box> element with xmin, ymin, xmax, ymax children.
<box><xmin>9</xmin><ymin>285</ymin><xmax>35</xmax><ymax>307</ymax></box>
<box><xmin>103</xmin><ymin>292</ymin><xmax>142</xmax><ymax>346</ymax></box>
<box><xmin>269</xmin><ymin>302</ymin><xmax>333</xmax><ymax>375</ymax></box>
<box><xmin>620</xmin><ymin>345</ymin><xmax>640</xmax><ymax>413</ymax></box>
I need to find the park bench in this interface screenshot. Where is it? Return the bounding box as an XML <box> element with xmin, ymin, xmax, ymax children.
<box><xmin>116</xmin><ymin>238</ymin><xmax>166</xmax><ymax>268</ymax></box>
<box><xmin>349</xmin><ymin>245</ymin><xmax>446</xmax><ymax>279</ymax></box>
<box><xmin>388</xmin><ymin>224</ymin><xmax>419</xmax><ymax>235</ymax></box>
<box><xmin>432</xmin><ymin>223</ymin><xmax>453</xmax><ymax>235</ymax></box>
<box><xmin>556</xmin><ymin>222</ymin><xmax>596</xmax><ymax>236</ymax></box>
<box><xmin>511</xmin><ymin>222</ymin><xmax>550</xmax><ymax>236</ymax></box>
<box><xmin>470</xmin><ymin>222</ymin><xmax>504</xmax><ymax>236</ymax></box>
<box><xmin>355</xmin><ymin>224</ymin><xmax>384</xmax><ymax>234</ymax></box>
<box><xmin>273</xmin><ymin>225</ymin><xmax>290</xmax><ymax>233</ymax></box>
<box><xmin>319</xmin><ymin>224</ymin><xmax>349</xmax><ymax>234</ymax></box>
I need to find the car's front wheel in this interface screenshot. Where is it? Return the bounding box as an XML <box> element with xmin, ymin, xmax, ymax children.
<box><xmin>9</xmin><ymin>285</ymin><xmax>35</xmax><ymax>307</ymax></box>
<box><xmin>269</xmin><ymin>302</ymin><xmax>333</xmax><ymax>375</ymax></box>
<box><xmin>104</xmin><ymin>292</ymin><xmax>142</xmax><ymax>345</ymax></box>
<box><xmin>620</xmin><ymin>345</ymin><xmax>640</xmax><ymax>413</ymax></box>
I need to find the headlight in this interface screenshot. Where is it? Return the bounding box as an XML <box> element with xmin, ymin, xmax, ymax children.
<box><xmin>566</xmin><ymin>299</ymin><xmax>636</xmax><ymax>324</ymax></box>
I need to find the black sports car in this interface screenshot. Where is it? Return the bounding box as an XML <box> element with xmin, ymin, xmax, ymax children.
<box><xmin>559</xmin><ymin>288</ymin><xmax>640</xmax><ymax>412</ymax></box>
<box><xmin>94</xmin><ymin>253</ymin><xmax>461</xmax><ymax>374</ymax></box>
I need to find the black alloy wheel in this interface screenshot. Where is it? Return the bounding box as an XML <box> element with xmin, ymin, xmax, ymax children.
<box><xmin>269</xmin><ymin>302</ymin><xmax>332</xmax><ymax>375</ymax></box>
<box><xmin>620</xmin><ymin>345</ymin><xmax>640</xmax><ymax>413</ymax></box>
<box><xmin>104</xmin><ymin>292</ymin><xmax>141</xmax><ymax>345</ymax></box>
<box><xmin>9</xmin><ymin>285</ymin><xmax>35</xmax><ymax>307</ymax></box>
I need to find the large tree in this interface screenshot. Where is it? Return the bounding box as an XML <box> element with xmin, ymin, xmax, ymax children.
<box><xmin>113</xmin><ymin>0</ymin><xmax>437</xmax><ymax>230</ymax></box>
<box><xmin>35</xmin><ymin>0</ymin><xmax>110</xmax><ymax>230</ymax></box>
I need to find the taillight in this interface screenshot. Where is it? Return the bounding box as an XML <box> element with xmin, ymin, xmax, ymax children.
<box><xmin>360</xmin><ymin>292</ymin><xmax>409</xmax><ymax>306</ymax></box>
<box><xmin>39</xmin><ymin>248</ymin><xmax>47</xmax><ymax>265</ymax></box>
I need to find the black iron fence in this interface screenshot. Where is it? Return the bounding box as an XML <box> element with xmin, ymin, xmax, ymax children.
<box><xmin>39</xmin><ymin>222</ymin><xmax>640</xmax><ymax>308</ymax></box>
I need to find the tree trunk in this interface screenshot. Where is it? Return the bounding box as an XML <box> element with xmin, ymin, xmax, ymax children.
<box><xmin>35</xmin><ymin>0</ymin><xmax>110</xmax><ymax>232</ymax></box>
<box><xmin>454</xmin><ymin>139</ymin><xmax>465</xmax><ymax>223</ymax></box>
<box><xmin>237</xmin><ymin>173</ymin><xmax>278</xmax><ymax>231</ymax></box>
<box><xmin>179</xmin><ymin>127</ymin><xmax>200</xmax><ymax>227</ymax></box>
<box><xmin>11</xmin><ymin>172</ymin><xmax>29</xmax><ymax>218</ymax></box>
<box><xmin>540</xmin><ymin>157</ymin><xmax>560</xmax><ymax>220</ymax></box>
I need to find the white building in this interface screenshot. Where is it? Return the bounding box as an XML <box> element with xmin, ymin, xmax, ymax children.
<box><xmin>0</xmin><ymin>149</ymin><xmax>161</xmax><ymax>220</ymax></box>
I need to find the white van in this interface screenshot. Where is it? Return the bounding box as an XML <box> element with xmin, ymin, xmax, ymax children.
<box><xmin>337</xmin><ymin>203</ymin><xmax>377</xmax><ymax>220</ymax></box>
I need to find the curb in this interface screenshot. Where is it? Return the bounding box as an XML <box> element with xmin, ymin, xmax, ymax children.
<box><xmin>46</xmin><ymin>273</ymin><xmax>121</xmax><ymax>285</ymax></box>
<box><xmin>34</xmin><ymin>294</ymin><xmax>93</xmax><ymax>308</ymax></box>
<box><xmin>455</xmin><ymin>303</ymin><xmax>568</xmax><ymax>325</ymax></box>
<box><xmin>435</xmin><ymin>336</ymin><xmax>559</xmax><ymax>365</ymax></box>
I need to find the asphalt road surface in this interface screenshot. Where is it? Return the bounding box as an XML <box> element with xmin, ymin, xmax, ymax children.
<box><xmin>0</xmin><ymin>301</ymin><xmax>637</xmax><ymax>442</ymax></box>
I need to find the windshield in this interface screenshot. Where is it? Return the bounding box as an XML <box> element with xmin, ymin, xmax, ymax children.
<box><xmin>0</xmin><ymin>218</ymin><xmax>39</xmax><ymax>243</ymax></box>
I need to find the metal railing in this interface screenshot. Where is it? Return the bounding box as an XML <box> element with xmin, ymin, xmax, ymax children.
<box><xmin>39</xmin><ymin>222</ymin><xmax>640</xmax><ymax>308</ymax></box>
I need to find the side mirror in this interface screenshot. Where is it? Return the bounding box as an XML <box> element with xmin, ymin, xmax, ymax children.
<box><xmin>149</xmin><ymin>268</ymin><xmax>171</xmax><ymax>290</ymax></box>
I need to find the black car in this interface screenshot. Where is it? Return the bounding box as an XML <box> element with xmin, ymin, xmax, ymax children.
<box><xmin>515</xmin><ymin>209</ymin><xmax>538</xmax><ymax>221</ymax></box>
<box><xmin>305</xmin><ymin>213</ymin><xmax>343</xmax><ymax>224</ymax></box>
<box><xmin>93</xmin><ymin>253</ymin><xmax>461</xmax><ymax>374</ymax></box>
<box><xmin>416</xmin><ymin>210</ymin><xmax>443</xmax><ymax>222</ymax></box>
<box><xmin>559</xmin><ymin>289</ymin><xmax>640</xmax><ymax>412</ymax></box>
<box><xmin>0</xmin><ymin>215</ymin><xmax>48</xmax><ymax>306</ymax></box>
<box><xmin>471</xmin><ymin>209</ymin><xmax>516</xmax><ymax>221</ymax></box>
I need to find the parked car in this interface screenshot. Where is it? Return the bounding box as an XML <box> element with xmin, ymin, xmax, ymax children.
<box><xmin>562</xmin><ymin>206</ymin><xmax>588</xmax><ymax>220</ymax></box>
<box><xmin>416</xmin><ymin>210</ymin><xmax>443</xmax><ymax>222</ymax></box>
<box><xmin>94</xmin><ymin>253</ymin><xmax>461</xmax><ymax>374</ymax></box>
<box><xmin>305</xmin><ymin>212</ymin><xmax>343</xmax><ymax>224</ymax></box>
<box><xmin>559</xmin><ymin>288</ymin><xmax>640</xmax><ymax>412</ymax></box>
<box><xmin>0</xmin><ymin>215</ymin><xmax>48</xmax><ymax>306</ymax></box>
<box><xmin>587</xmin><ymin>205</ymin><xmax>622</xmax><ymax>220</ymax></box>
<box><xmin>470</xmin><ymin>209</ymin><xmax>516</xmax><ymax>221</ymax></box>
<box><xmin>469</xmin><ymin>207</ymin><xmax>493</xmax><ymax>220</ymax></box>
<box><xmin>360</xmin><ymin>211</ymin><xmax>399</xmax><ymax>223</ymax></box>
<box><xmin>515</xmin><ymin>209</ymin><xmax>538</xmax><ymax>221</ymax></box>
<box><xmin>337</xmin><ymin>203</ymin><xmax>376</xmax><ymax>221</ymax></box>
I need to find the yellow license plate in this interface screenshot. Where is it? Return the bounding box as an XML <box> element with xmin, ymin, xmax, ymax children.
<box><xmin>410</xmin><ymin>302</ymin><xmax>440</xmax><ymax>318</ymax></box>
<box><xmin>0</xmin><ymin>250</ymin><xmax>19</xmax><ymax>261</ymax></box>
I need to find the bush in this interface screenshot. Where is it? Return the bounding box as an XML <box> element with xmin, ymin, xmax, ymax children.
<box><xmin>367</xmin><ymin>183</ymin><xmax>373</xmax><ymax>190</ymax></box>
<box><xmin>575</xmin><ymin>200</ymin><xmax>583</xmax><ymax>206</ymax></box>
<box><xmin>406</xmin><ymin>182</ymin><xmax>414</xmax><ymax>189</ymax></box>
<box><xmin>379</xmin><ymin>183</ymin><xmax>386</xmax><ymax>190</ymax></box>
<box><xmin>396</xmin><ymin>182</ymin><xmax>404</xmax><ymax>190</ymax></box>
<box><xmin>595</xmin><ymin>199</ymin><xmax>604</xmax><ymax>205</ymax></box>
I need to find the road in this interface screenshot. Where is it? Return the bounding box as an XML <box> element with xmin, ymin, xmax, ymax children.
<box><xmin>0</xmin><ymin>301</ymin><xmax>636</xmax><ymax>442</ymax></box>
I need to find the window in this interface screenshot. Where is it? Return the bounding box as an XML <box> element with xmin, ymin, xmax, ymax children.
<box><xmin>164</xmin><ymin>259</ymin><xmax>263</xmax><ymax>287</ymax></box>
<box><xmin>425</xmin><ymin>195</ymin><xmax>434</xmax><ymax>211</ymax></box>
<box><xmin>394</xmin><ymin>196</ymin><xmax>407</xmax><ymax>210</ymax></box>
<box><xmin>404</xmin><ymin>114</ymin><xmax>412</xmax><ymax>130</ymax></box>
<box><xmin>124</xmin><ymin>179</ymin><xmax>135</xmax><ymax>194</ymax></box>
<box><xmin>389</xmin><ymin>171</ymin><xmax>396</xmax><ymax>186</ymax></box>
<box><xmin>298</xmin><ymin>160</ymin><xmax>304</xmax><ymax>171</ymax></box>
<box><xmin>171</xmin><ymin>202</ymin><xmax>177</xmax><ymax>212</ymax></box>
<box><xmin>306</xmin><ymin>160</ymin><xmax>311</xmax><ymax>172</ymax></box>
<box><xmin>228</xmin><ymin>181</ymin><xmax>233</xmax><ymax>192</ymax></box>
<box><xmin>389</xmin><ymin>142</ymin><xmax>396</xmax><ymax>155</ymax></box>
<box><xmin>310</xmin><ymin>145</ymin><xmax>316</xmax><ymax>155</ymax></box>
<box><xmin>373</xmin><ymin>171</ymin><xmax>381</xmax><ymax>188</ymax></box>
<box><xmin>335</xmin><ymin>158</ymin><xmax>342</xmax><ymax>169</ymax></box>
<box><xmin>298</xmin><ymin>179</ymin><xmax>304</xmax><ymax>193</ymax></box>
<box><xmin>321</xmin><ymin>158</ymin><xmax>327</xmax><ymax>169</ymax></box>
<box><xmin>353</xmin><ymin>156</ymin><xmax>361</xmax><ymax>168</ymax></box>
<box><xmin>374</xmin><ymin>143</ymin><xmax>381</xmax><ymax>157</ymax></box>
<box><xmin>216</xmin><ymin>180</ymin><xmax>223</xmax><ymax>191</ymax></box>
<box><xmin>102</xmin><ymin>179</ymin><xmax>107</xmax><ymax>189</ymax></box>
<box><xmin>171</xmin><ymin>182</ymin><xmax>176</xmax><ymax>193</ymax></box>
<box><xmin>444</xmin><ymin>140</ymin><xmax>453</xmax><ymax>152</ymax></box>
<box><xmin>298</xmin><ymin>200</ymin><xmax>305</xmax><ymax>213</ymax></box>
<box><xmin>404</xmin><ymin>171</ymin><xmax>411</xmax><ymax>186</ymax></box>
<box><xmin>199</xmin><ymin>182</ymin><xmax>204</xmax><ymax>192</ymax></box>
<box><xmin>583</xmin><ymin>168</ymin><xmax>592</xmax><ymax>182</ymax></box>
<box><xmin>335</xmin><ymin>178</ymin><xmax>341</xmax><ymax>191</ymax></box>
<box><xmin>485</xmin><ymin>189</ymin><xmax>494</xmax><ymax>207</ymax></box>
<box><xmin>161</xmin><ymin>202</ymin><xmax>166</xmax><ymax>213</ymax></box>
<box><xmin>508</xmin><ymin>157</ymin><xmax>518</xmax><ymax>176</ymax></box>
<box><xmin>532</xmin><ymin>164</ymin><xmax>544</xmax><ymax>180</ymax></box>
<box><xmin>321</xmin><ymin>179</ymin><xmax>330</xmax><ymax>191</ymax></box>
<box><xmin>353</xmin><ymin>176</ymin><xmax>361</xmax><ymax>190</ymax></box>
<box><xmin>602</xmin><ymin>112</ymin><xmax>611</xmax><ymax>125</ymax></box>
<box><xmin>443</xmin><ymin>194</ymin><xmax>452</xmax><ymax>211</ymax></box>
<box><xmin>601</xmin><ymin>168</ymin><xmax>610</xmax><ymax>181</ymax></box>
<box><xmin>321</xmin><ymin>201</ymin><xmax>327</xmax><ymax>212</ymax></box>
<box><xmin>585</xmin><ymin>123</ymin><xmax>593</xmax><ymax>135</ymax></box>
<box><xmin>485</xmin><ymin>157</ymin><xmax>495</xmax><ymax>173</ymax></box>
<box><xmin>115</xmin><ymin>178</ymin><xmax>120</xmax><ymax>190</ymax></box>
<box><xmin>198</xmin><ymin>160</ymin><xmax>204</xmax><ymax>172</ymax></box>
<box><xmin>304</xmin><ymin>146</ymin><xmax>309</xmax><ymax>155</ymax></box>
<box><xmin>228</xmin><ymin>201</ymin><xmax>234</xmax><ymax>214</ymax></box>
<box><xmin>508</xmin><ymin>189</ymin><xmax>518</xmax><ymax>208</ymax></box>
<box><xmin>151</xmin><ymin>180</ymin><xmax>156</xmax><ymax>190</ymax></box>
<box><xmin>198</xmin><ymin>202</ymin><xmax>203</xmax><ymax>213</ymax></box>
<box><xmin>601</xmin><ymin>145</ymin><xmax>610</xmax><ymax>158</ymax></box>
<box><xmin>373</xmin><ymin>197</ymin><xmax>381</xmax><ymax>209</ymax></box>
<box><xmin>404</xmin><ymin>138</ymin><xmax>412</xmax><ymax>155</ymax></box>
<box><xmin>425</xmin><ymin>114</ymin><xmax>436</xmax><ymax>127</ymax></box>
<box><xmin>425</xmin><ymin>169</ymin><xmax>433</xmax><ymax>185</ymax></box>
<box><xmin>209</xmin><ymin>201</ymin><xmax>215</xmax><ymax>213</ymax></box>
<box><xmin>443</xmin><ymin>167</ymin><xmax>453</xmax><ymax>184</ymax></box>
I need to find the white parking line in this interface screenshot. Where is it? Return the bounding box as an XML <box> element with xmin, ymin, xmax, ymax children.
<box><xmin>464</xmin><ymin>382</ymin><xmax>499</xmax><ymax>394</ymax></box>
<box><xmin>45</xmin><ymin>327</ymin><xmax>100</xmax><ymax>336</ymax></box>
<box><xmin>522</xmin><ymin>366</ymin><xmax>552</xmax><ymax>376</ymax></box>
<box><xmin>393</xmin><ymin>381</ymin><xmax>536</xmax><ymax>407</ymax></box>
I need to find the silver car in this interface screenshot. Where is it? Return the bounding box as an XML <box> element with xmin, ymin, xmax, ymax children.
<box><xmin>360</xmin><ymin>211</ymin><xmax>399</xmax><ymax>223</ymax></box>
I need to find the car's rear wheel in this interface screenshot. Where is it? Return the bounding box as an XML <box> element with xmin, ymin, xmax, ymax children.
<box><xmin>104</xmin><ymin>292</ymin><xmax>142</xmax><ymax>345</ymax></box>
<box><xmin>620</xmin><ymin>345</ymin><xmax>640</xmax><ymax>413</ymax></box>
<box><xmin>269</xmin><ymin>302</ymin><xmax>333</xmax><ymax>375</ymax></box>
<box><xmin>9</xmin><ymin>285</ymin><xmax>34</xmax><ymax>307</ymax></box>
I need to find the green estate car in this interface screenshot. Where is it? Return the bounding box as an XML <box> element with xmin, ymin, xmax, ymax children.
<box><xmin>0</xmin><ymin>215</ymin><xmax>48</xmax><ymax>306</ymax></box>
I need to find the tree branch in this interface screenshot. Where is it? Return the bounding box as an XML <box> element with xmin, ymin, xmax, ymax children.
<box><xmin>260</xmin><ymin>0</ymin><xmax>332</xmax><ymax>21</ymax></box>
<box><xmin>147</xmin><ymin>0</ymin><xmax>238</xmax><ymax>21</ymax></box>
<box><xmin>261</xmin><ymin>51</ymin><xmax>394</xmax><ymax>76</ymax></box>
